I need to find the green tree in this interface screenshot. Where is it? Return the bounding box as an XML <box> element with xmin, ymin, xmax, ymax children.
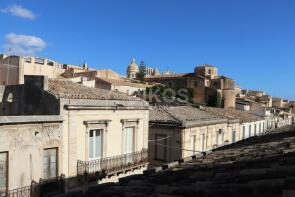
<box><xmin>136</xmin><ymin>60</ymin><xmax>147</xmax><ymax>81</ymax></box>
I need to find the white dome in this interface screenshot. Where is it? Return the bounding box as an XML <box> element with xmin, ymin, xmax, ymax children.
<box><xmin>127</xmin><ymin>58</ymin><xmax>139</xmax><ymax>73</ymax></box>
<box><xmin>127</xmin><ymin>58</ymin><xmax>139</xmax><ymax>78</ymax></box>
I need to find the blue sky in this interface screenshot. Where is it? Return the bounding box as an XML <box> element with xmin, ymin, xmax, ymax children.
<box><xmin>0</xmin><ymin>0</ymin><xmax>294</xmax><ymax>100</ymax></box>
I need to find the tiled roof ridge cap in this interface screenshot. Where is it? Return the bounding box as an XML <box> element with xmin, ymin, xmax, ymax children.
<box><xmin>158</xmin><ymin>106</ymin><xmax>182</xmax><ymax>124</ymax></box>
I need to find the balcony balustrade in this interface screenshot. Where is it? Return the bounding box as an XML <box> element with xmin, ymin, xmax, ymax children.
<box><xmin>0</xmin><ymin>181</ymin><xmax>39</xmax><ymax>197</ymax></box>
<box><xmin>77</xmin><ymin>148</ymin><xmax>148</xmax><ymax>178</ymax></box>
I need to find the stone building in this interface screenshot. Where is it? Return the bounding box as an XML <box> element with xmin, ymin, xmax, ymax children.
<box><xmin>144</xmin><ymin>64</ymin><xmax>237</xmax><ymax>108</ymax></box>
<box><xmin>0</xmin><ymin>54</ymin><xmax>66</xmax><ymax>86</ymax></box>
<box><xmin>46</xmin><ymin>79</ymin><xmax>149</xmax><ymax>182</ymax></box>
<box><xmin>272</xmin><ymin>97</ymin><xmax>290</xmax><ymax>108</ymax></box>
<box><xmin>148</xmin><ymin>105</ymin><xmax>229</xmax><ymax>165</ymax></box>
<box><xmin>126</xmin><ymin>58</ymin><xmax>139</xmax><ymax>79</ymax></box>
<box><xmin>145</xmin><ymin>67</ymin><xmax>160</xmax><ymax>77</ymax></box>
<box><xmin>235</xmin><ymin>98</ymin><xmax>276</xmax><ymax>129</ymax></box>
<box><xmin>61</xmin><ymin>66</ymin><xmax>150</xmax><ymax>95</ymax></box>
<box><xmin>238</xmin><ymin>89</ymin><xmax>273</xmax><ymax>107</ymax></box>
<box><xmin>0</xmin><ymin>77</ymin><xmax>149</xmax><ymax>195</ymax></box>
<box><xmin>95</xmin><ymin>77</ymin><xmax>150</xmax><ymax>95</ymax></box>
<box><xmin>201</xmin><ymin>107</ymin><xmax>267</xmax><ymax>140</ymax></box>
<box><xmin>126</xmin><ymin>59</ymin><xmax>160</xmax><ymax>79</ymax></box>
<box><xmin>0</xmin><ymin>54</ymin><xmax>91</xmax><ymax>87</ymax></box>
<box><xmin>84</xmin><ymin>125</ymin><xmax>295</xmax><ymax>197</ymax></box>
<box><xmin>0</xmin><ymin>116</ymin><xmax>63</xmax><ymax>195</ymax></box>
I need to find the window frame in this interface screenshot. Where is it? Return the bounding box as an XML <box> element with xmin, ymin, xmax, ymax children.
<box><xmin>208</xmin><ymin>69</ymin><xmax>212</xmax><ymax>75</ymax></box>
<box><xmin>84</xmin><ymin>120</ymin><xmax>111</xmax><ymax>161</ymax></box>
<box><xmin>122</xmin><ymin>126</ymin><xmax>135</xmax><ymax>154</ymax></box>
<box><xmin>88</xmin><ymin>129</ymin><xmax>104</xmax><ymax>160</ymax></box>
<box><xmin>232</xmin><ymin>130</ymin><xmax>236</xmax><ymax>143</ymax></box>
<box><xmin>43</xmin><ymin>148</ymin><xmax>58</xmax><ymax>180</ymax></box>
<box><xmin>120</xmin><ymin>119</ymin><xmax>140</xmax><ymax>155</ymax></box>
<box><xmin>242</xmin><ymin>126</ymin><xmax>246</xmax><ymax>139</ymax></box>
<box><xmin>35</xmin><ymin>57</ymin><xmax>45</xmax><ymax>65</ymax></box>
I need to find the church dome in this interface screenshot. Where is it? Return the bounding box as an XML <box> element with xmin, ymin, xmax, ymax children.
<box><xmin>127</xmin><ymin>58</ymin><xmax>139</xmax><ymax>78</ymax></box>
<box><xmin>153</xmin><ymin>68</ymin><xmax>160</xmax><ymax>76</ymax></box>
<box><xmin>127</xmin><ymin>58</ymin><xmax>139</xmax><ymax>72</ymax></box>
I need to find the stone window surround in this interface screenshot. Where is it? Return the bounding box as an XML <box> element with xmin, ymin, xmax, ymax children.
<box><xmin>83</xmin><ymin>120</ymin><xmax>111</xmax><ymax>160</ymax></box>
<box><xmin>120</xmin><ymin>119</ymin><xmax>140</xmax><ymax>154</ymax></box>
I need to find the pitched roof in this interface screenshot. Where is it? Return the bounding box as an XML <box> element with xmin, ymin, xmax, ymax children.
<box><xmin>97</xmin><ymin>77</ymin><xmax>150</xmax><ymax>88</ymax></box>
<box><xmin>149</xmin><ymin>106</ymin><xmax>227</xmax><ymax>128</ymax></box>
<box><xmin>47</xmin><ymin>79</ymin><xmax>142</xmax><ymax>101</ymax></box>
<box><xmin>201</xmin><ymin>107</ymin><xmax>263</xmax><ymax>123</ymax></box>
<box><xmin>145</xmin><ymin>73</ymin><xmax>204</xmax><ymax>79</ymax></box>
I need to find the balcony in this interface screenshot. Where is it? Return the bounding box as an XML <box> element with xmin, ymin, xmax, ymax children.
<box><xmin>0</xmin><ymin>186</ymin><xmax>31</xmax><ymax>197</ymax></box>
<box><xmin>77</xmin><ymin>148</ymin><xmax>148</xmax><ymax>179</ymax></box>
<box><xmin>0</xmin><ymin>181</ymin><xmax>39</xmax><ymax>197</ymax></box>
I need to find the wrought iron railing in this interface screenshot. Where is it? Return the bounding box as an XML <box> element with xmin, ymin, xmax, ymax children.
<box><xmin>77</xmin><ymin>148</ymin><xmax>148</xmax><ymax>177</ymax></box>
<box><xmin>0</xmin><ymin>182</ymin><xmax>39</xmax><ymax>197</ymax></box>
<box><xmin>0</xmin><ymin>177</ymin><xmax>65</xmax><ymax>197</ymax></box>
<box><xmin>6</xmin><ymin>185</ymin><xmax>31</xmax><ymax>197</ymax></box>
<box><xmin>38</xmin><ymin>175</ymin><xmax>65</xmax><ymax>197</ymax></box>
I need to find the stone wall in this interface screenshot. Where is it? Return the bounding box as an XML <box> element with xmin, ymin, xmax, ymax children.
<box><xmin>222</xmin><ymin>89</ymin><xmax>236</xmax><ymax>108</ymax></box>
<box><xmin>0</xmin><ymin>84</ymin><xmax>59</xmax><ymax>116</ymax></box>
<box><xmin>0</xmin><ymin>117</ymin><xmax>63</xmax><ymax>190</ymax></box>
<box><xmin>64</xmin><ymin>125</ymin><xmax>295</xmax><ymax>197</ymax></box>
<box><xmin>149</xmin><ymin>122</ymin><xmax>237</xmax><ymax>165</ymax></box>
<box><xmin>61</xmin><ymin>108</ymin><xmax>149</xmax><ymax>178</ymax></box>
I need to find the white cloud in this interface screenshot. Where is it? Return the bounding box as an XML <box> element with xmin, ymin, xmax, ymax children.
<box><xmin>3</xmin><ymin>33</ymin><xmax>46</xmax><ymax>56</ymax></box>
<box><xmin>1</xmin><ymin>5</ymin><xmax>36</xmax><ymax>20</ymax></box>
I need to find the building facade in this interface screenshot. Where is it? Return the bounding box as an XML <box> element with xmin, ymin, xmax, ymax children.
<box><xmin>95</xmin><ymin>77</ymin><xmax>149</xmax><ymax>95</ymax></box>
<box><xmin>0</xmin><ymin>77</ymin><xmax>149</xmax><ymax>195</ymax></box>
<box><xmin>148</xmin><ymin>106</ymin><xmax>230</xmax><ymax>165</ymax></box>
<box><xmin>0</xmin><ymin>54</ymin><xmax>66</xmax><ymax>86</ymax></box>
<box><xmin>0</xmin><ymin>116</ymin><xmax>63</xmax><ymax>196</ymax></box>
<box><xmin>201</xmin><ymin>107</ymin><xmax>267</xmax><ymax>140</ymax></box>
<box><xmin>145</xmin><ymin>64</ymin><xmax>237</xmax><ymax>108</ymax></box>
<box><xmin>147</xmin><ymin>105</ymin><xmax>268</xmax><ymax>166</ymax></box>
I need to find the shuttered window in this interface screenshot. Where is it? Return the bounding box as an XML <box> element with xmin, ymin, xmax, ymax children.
<box><xmin>123</xmin><ymin>127</ymin><xmax>135</xmax><ymax>154</ymax></box>
<box><xmin>43</xmin><ymin>148</ymin><xmax>57</xmax><ymax>179</ymax></box>
<box><xmin>89</xmin><ymin>129</ymin><xmax>103</xmax><ymax>159</ymax></box>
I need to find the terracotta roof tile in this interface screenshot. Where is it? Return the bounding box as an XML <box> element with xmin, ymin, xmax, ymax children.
<box><xmin>47</xmin><ymin>79</ymin><xmax>142</xmax><ymax>101</ymax></box>
<box><xmin>201</xmin><ymin>107</ymin><xmax>263</xmax><ymax>123</ymax></box>
<box><xmin>97</xmin><ymin>77</ymin><xmax>150</xmax><ymax>88</ymax></box>
<box><xmin>150</xmin><ymin>106</ymin><xmax>227</xmax><ymax>127</ymax></box>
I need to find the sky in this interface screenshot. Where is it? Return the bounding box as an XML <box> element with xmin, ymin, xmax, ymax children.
<box><xmin>0</xmin><ymin>0</ymin><xmax>294</xmax><ymax>100</ymax></box>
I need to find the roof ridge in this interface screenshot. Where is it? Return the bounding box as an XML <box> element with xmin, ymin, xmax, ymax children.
<box><xmin>161</xmin><ymin>106</ymin><xmax>183</xmax><ymax>124</ymax></box>
<box><xmin>47</xmin><ymin>79</ymin><xmax>144</xmax><ymax>101</ymax></box>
